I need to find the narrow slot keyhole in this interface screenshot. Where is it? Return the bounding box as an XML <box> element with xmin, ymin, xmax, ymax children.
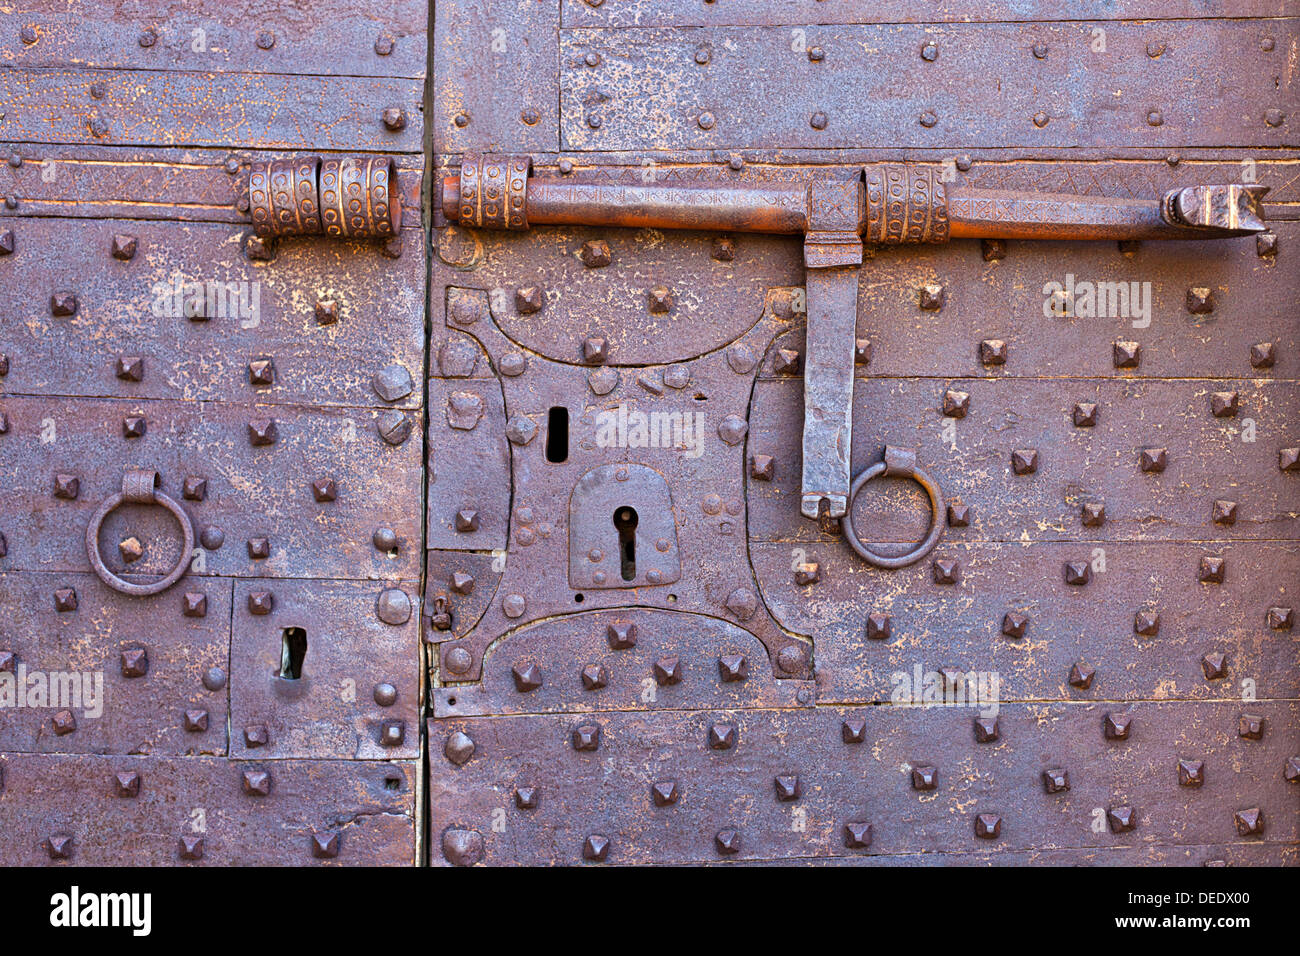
<box><xmin>279</xmin><ymin>626</ymin><xmax>307</xmax><ymax>680</ymax></box>
<box><xmin>614</xmin><ymin>507</ymin><xmax>638</xmax><ymax>581</ymax></box>
<box><xmin>545</xmin><ymin>407</ymin><xmax>569</xmax><ymax>463</ymax></box>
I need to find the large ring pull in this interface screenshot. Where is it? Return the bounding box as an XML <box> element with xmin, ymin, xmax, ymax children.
<box><xmin>86</xmin><ymin>469</ymin><xmax>195</xmax><ymax>596</ymax></box>
<box><xmin>840</xmin><ymin>446</ymin><xmax>945</xmax><ymax>569</ymax></box>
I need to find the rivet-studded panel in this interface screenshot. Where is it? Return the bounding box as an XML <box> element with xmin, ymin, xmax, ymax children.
<box><xmin>0</xmin><ymin>0</ymin><xmax>425</xmax><ymax>864</ymax></box>
<box><xmin>427</xmin><ymin>1</ymin><xmax>1298</xmax><ymax>867</ymax></box>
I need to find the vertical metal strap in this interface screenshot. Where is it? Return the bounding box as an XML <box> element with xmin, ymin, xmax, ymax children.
<box><xmin>800</xmin><ymin>179</ymin><xmax>864</xmax><ymax>520</ymax></box>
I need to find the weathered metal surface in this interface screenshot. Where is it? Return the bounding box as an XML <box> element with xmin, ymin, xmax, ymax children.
<box><xmin>750</xmin><ymin>378</ymin><xmax>1300</xmax><ymax>543</ymax></box>
<box><xmin>0</xmin><ymin>396</ymin><xmax>422</xmax><ymax>581</ymax></box>
<box><xmin>0</xmin><ymin>147</ymin><xmax>424</xmax><ymax>224</ymax></box>
<box><xmin>0</xmin><ymin>0</ymin><xmax>426</xmax><ymax>869</ymax></box>
<box><xmin>426</xmin><ymin>281</ymin><xmax>813</xmax><ymax>681</ymax></box>
<box><xmin>435</xmin><ymin>224</ymin><xmax>800</xmax><ymax>366</ymax></box>
<box><xmin>429</xmin><ymin>701</ymin><xmax>1299</xmax><ymax>865</ymax></box>
<box><xmin>752</xmin><ymin>539</ymin><xmax>1300</xmax><ymax>704</ymax></box>
<box><xmin>0</xmin><ymin>572</ymin><xmax>231</xmax><ymax>755</ymax></box>
<box><xmin>0</xmin><ymin>216</ymin><xmax>424</xmax><ymax>407</ymax></box>
<box><xmin>559</xmin><ymin>20</ymin><xmax>1295</xmax><ymax>151</ymax></box>
<box><xmin>229</xmin><ymin>580</ymin><xmax>420</xmax><ymax>760</ymax></box>
<box><xmin>0</xmin><ymin>69</ymin><xmax>422</xmax><ymax>151</ymax></box>
<box><xmin>4</xmin><ymin>1</ymin><xmax>427</xmax><ymax>78</ymax></box>
<box><xmin>0</xmin><ymin>755</ymin><xmax>416</xmax><ymax>865</ymax></box>
<box><xmin>561</xmin><ymin>0</ymin><xmax>1290</xmax><ymax>28</ymax></box>
<box><xmin>433</xmin><ymin>608</ymin><xmax>812</xmax><ymax>718</ymax></box>
<box><xmin>433</xmin><ymin>0</ymin><xmax>560</xmax><ymax>154</ymax></box>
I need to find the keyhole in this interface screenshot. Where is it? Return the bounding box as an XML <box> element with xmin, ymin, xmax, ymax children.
<box><xmin>546</xmin><ymin>407</ymin><xmax>569</xmax><ymax>463</ymax></box>
<box><xmin>279</xmin><ymin>626</ymin><xmax>307</xmax><ymax>679</ymax></box>
<box><xmin>614</xmin><ymin>507</ymin><xmax>638</xmax><ymax>581</ymax></box>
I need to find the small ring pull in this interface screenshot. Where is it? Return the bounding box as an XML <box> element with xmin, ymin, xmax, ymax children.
<box><xmin>86</xmin><ymin>470</ymin><xmax>195</xmax><ymax>596</ymax></box>
<box><xmin>840</xmin><ymin>446</ymin><xmax>945</xmax><ymax>569</ymax></box>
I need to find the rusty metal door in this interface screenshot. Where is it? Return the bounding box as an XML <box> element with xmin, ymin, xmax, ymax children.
<box><xmin>0</xmin><ymin>1</ymin><xmax>426</xmax><ymax>864</ymax></box>
<box><xmin>425</xmin><ymin>1</ymin><xmax>1298</xmax><ymax>866</ymax></box>
<box><xmin>1</xmin><ymin>1</ymin><xmax>1296</xmax><ymax>870</ymax></box>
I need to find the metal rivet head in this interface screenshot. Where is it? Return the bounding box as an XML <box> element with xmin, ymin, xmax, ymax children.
<box><xmin>647</xmin><ymin>286</ymin><xmax>675</xmax><ymax>314</ymax></box>
<box><xmin>120</xmin><ymin>647</ymin><xmax>148</xmax><ymax>678</ymax></box>
<box><xmin>697</xmin><ymin>111</ymin><xmax>716</xmax><ymax>130</ymax></box>
<box><xmin>182</xmin><ymin>709</ymin><xmax>209</xmax><ymax>732</ymax></box>
<box><xmin>514</xmin><ymin>786</ymin><xmax>539</xmax><ymax>810</ymax></box>
<box><xmin>932</xmin><ymin>558</ymin><xmax>960</xmax><ymax>585</ymax></box>
<box><xmin>442</xmin><ymin>828</ymin><xmax>483</xmax><ymax>865</ymax></box>
<box><xmin>1201</xmin><ymin>652</ymin><xmax>1228</xmax><ymax>680</ymax></box>
<box><xmin>580</xmin><ymin>664</ymin><xmax>607</xmax><ymax>690</ymax></box>
<box><xmin>844</xmin><ymin>822</ymin><xmax>873</xmax><ymax>849</ymax></box>
<box><xmin>974</xmin><ymin>716</ymin><xmax>999</xmax><ymax>743</ymax></box>
<box><xmin>53</xmin><ymin>473</ymin><xmax>80</xmax><ymax>500</ymax></box>
<box><xmin>1186</xmin><ymin>287</ymin><xmax>1215</xmax><ymax>314</ymax></box>
<box><xmin>865</xmin><ymin>613</ymin><xmax>891</xmax><ymax>641</ymax></box>
<box><xmin>583</xmin><ymin>834</ymin><xmax>610</xmax><ymax>861</ymax></box>
<box><xmin>111</xmin><ymin>234</ymin><xmax>138</xmax><ymax>260</ymax></box>
<box><xmin>606</xmin><ymin>620</ymin><xmax>637</xmax><ymax>649</ymax></box>
<box><xmin>1103</xmin><ymin>712</ymin><xmax>1132</xmax><ymax>740</ymax></box>
<box><xmin>1064</xmin><ymin>561</ymin><xmax>1091</xmax><ymax>586</ymax></box>
<box><xmin>579</xmin><ymin>239</ymin><xmax>612</xmax><ymax>268</ymax></box>
<box><xmin>1134</xmin><ymin>610</ymin><xmax>1160</xmax><ymax>636</ymax></box>
<box><xmin>794</xmin><ymin>562</ymin><xmax>820</xmax><ymax>586</ymax></box>
<box><xmin>1266</xmin><ymin>606</ymin><xmax>1294</xmax><ymax>630</ymax></box>
<box><xmin>715</xmin><ymin>829</ymin><xmax>741</xmax><ymax>855</ymax></box>
<box><xmin>311</xmin><ymin>477</ymin><xmax>337</xmax><ymax>502</ymax></box>
<box><xmin>1177</xmin><ymin>759</ymin><xmax>1205</xmax><ymax>787</ymax></box>
<box><xmin>376</xmin><ymin>588</ymin><xmax>412</xmax><ymax>625</ymax></box>
<box><xmin>114</xmin><ymin>771</ymin><xmax>141</xmax><ymax>797</ymax></box>
<box><xmin>1072</xmin><ymin>402</ymin><xmax>1099</xmax><ymax>427</ymax></box>
<box><xmin>707</xmin><ymin>722</ymin><xmax>737</xmax><ymax>750</ymax></box>
<box><xmin>381</xmin><ymin>107</ymin><xmax>407</xmax><ymax>131</ymax></box>
<box><xmin>379</xmin><ymin>719</ymin><xmax>405</xmax><ymax>747</ymax></box>
<box><xmin>247</xmin><ymin>590</ymin><xmax>274</xmax><ymax>615</ymax></box>
<box><xmin>511</xmin><ymin>662</ymin><xmax>543</xmax><ymax>693</ymax></box>
<box><xmin>581</xmin><ymin>335</ymin><xmax>609</xmax><ymax>365</ymax></box>
<box><xmin>1032</xmin><ymin>111</ymin><xmax>1049</xmax><ymax>128</ymax></box>
<box><xmin>1042</xmin><ymin>768</ymin><xmax>1070</xmax><ymax>793</ymax></box>
<box><xmin>311</xmin><ymin>831</ymin><xmax>340</xmax><ymax>859</ymax></box>
<box><xmin>651</xmin><ymin>780</ymin><xmax>679</xmax><ymax>806</ymax></box>
<box><xmin>1234</xmin><ymin>808</ymin><xmax>1264</xmax><ymax>836</ymax></box>
<box><xmin>1139</xmin><ymin>447</ymin><xmax>1167</xmax><ymax>473</ymax></box>
<box><xmin>1001</xmin><ymin>611</ymin><xmax>1028</xmax><ymax>639</ymax></box>
<box><xmin>652</xmin><ymin>656</ymin><xmax>682</xmax><ymax>686</ymax></box>
<box><xmin>1107</xmin><ymin>806</ymin><xmax>1136</xmax><ymax>833</ymax></box>
<box><xmin>842</xmin><ymin>718</ymin><xmax>867</xmax><ymax>743</ymax></box>
<box><xmin>371</xmin><ymin>364</ymin><xmax>413</xmax><ymax>402</ymax></box>
<box><xmin>974</xmin><ymin>814</ymin><xmax>1002</xmax><ymax>839</ymax></box>
<box><xmin>243</xmin><ymin>724</ymin><xmax>269</xmax><ymax>748</ymax></box>
<box><xmin>718</xmin><ymin>654</ymin><xmax>748</xmax><ymax>683</ymax></box>
<box><xmin>919</xmin><ymin>283</ymin><xmax>944</xmax><ymax>310</ymax></box>
<box><xmin>911</xmin><ymin>766</ymin><xmax>938</xmax><ymax>791</ymax></box>
<box><xmin>1239</xmin><ymin>714</ymin><xmax>1264</xmax><ymax>740</ymax></box>
<box><xmin>810</xmin><ymin>111</ymin><xmax>829</xmax><ymax>130</ymax></box>
<box><xmin>445</xmin><ymin>731</ymin><xmax>475</xmax><ymax>765</ymax></box>
<box><xmin>1011</xmin><ymin>449</ymin><xmax>1039</xmax><ymax>474</ymax></box>
<box><xmin>202</xmin><ymin>667</ymin><xmax>226</xmax><ymax>691</ymax></box>
<box><xmin>750</xmin><ymin>454</ymin><xmax>775</xmax><ymax>481</ymax></box>
<box><xmin>1081</xmin><ymin>500</ymin><xmax>1105</xmax><ymax>527</ymax></box>
<box><xmin>979</xmin><ymin>339</ymin><xmax>1008</xmax><ymax>366</ymax></box>
<box><xmin>53</xmin><ymin>588</ymin><xmax>78</xmax><ymax>612</ymax></box>
<box><xmin>46</xmin><ymin>833</ymin><xmax>74</xmax><ymax>859</ymax></box>
<box><xmin>773</xmin><ymin>774</ymin><xmax>801</xmax><ymax>802</ymax></box>
<box><xmin>122</xmin><ymin>415</ymin><xmax>146</xmax><ymax>438</ymax></box>
<box><xmin>246</xmin><ymin>537</ymin><xmax>270</xmax><ymax>560</ymax></box>
<box><xmin>1198</xmin><ymin>555</ymin><xmax>1225</xmax><ymax>584</ymax></box>
<box><xmin>942</xmin><ymin>389</ymin><xmax>970</xmax><ymax>418</ymax></box>
<box><xmin>50</xmin><ymin>291</ymin><xmax>78</xmax><ymax>317</ymax></box>
<box><xmin>247</xmin><ymin>418</ymin><xmax>277</xmax><ymax>446</ymax></box>
<box><xmin>572</xmin><ymin>722</ymin><xmax>601</xmax><ymax>751</ymax></box>
<box><xmin>1069</xmin><ymin>663</ymin><xmax>1096</xmax><ymax>689</ymax></box>
<box><xmin>1113</xmin><ymin>340</ymin><xmax>1141</xmax><ymax>368</ymax></box>
<box><xmin>241</xmin><ymin>770</ymin><xmax>271</xmax><ymax>796</ymax></box>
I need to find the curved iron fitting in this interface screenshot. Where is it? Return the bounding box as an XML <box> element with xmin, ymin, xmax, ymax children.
<box><xmin>1162</xmin><ymin>184</ymin><xmax>1268</xmax><ymax>235</ymax></box>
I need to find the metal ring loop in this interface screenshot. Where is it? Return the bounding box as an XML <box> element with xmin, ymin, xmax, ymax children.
<box><xmin>86</xmin><ymin>478</ymin><xmax>195</xmax><ymax>596</ymax></box>
<box><xmin>840</xmin><ymin>460</ymin><xmax>945</xmax><ymax>569</ymax></box>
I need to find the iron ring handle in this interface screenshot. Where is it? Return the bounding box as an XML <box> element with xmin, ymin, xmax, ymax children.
<box><xmin>86</xmin><ymin>469</ymin><xmax>194</xmax><ymax>597</ymax></box>
<box><xmin>840</xmin><ymin>448</ymin><xmax>945</xmax><ymax>569</ymax></box>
